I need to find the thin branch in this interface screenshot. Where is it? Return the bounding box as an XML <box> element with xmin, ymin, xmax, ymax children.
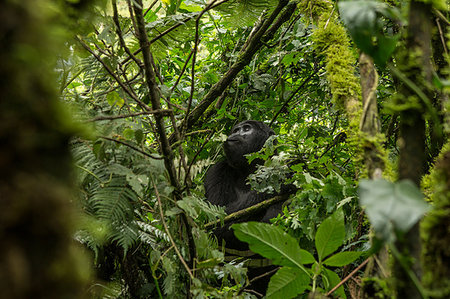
<box><xmin>204</xmin><ymin>195</ymin><xmax>289</xmax><ymax>230</ymax></box>
<box><xmin>152</xmin><ymin>178</ymin><xmax>194</xmax><ymax>279</ymax></box>
<box><xmin>184</xmin><ymin>130</ymin><xmax>214</xmax><ymax>187</ymax></box>
<box><xmin>122</xmin><ymin>0</ymin><xmax>232</xmax><ymax>65</ymax></box>
<box><xmin>169</xmin><ymin>50</ymin><xmax>194</xmax><ymax>97</ymax></box>
<box><xmin>101</xmin><ymin>136</ymin><xmax>163</xmax><ymax>160</ymax></box>
<box><xmin>87</xmin><ymin>110</ymin><xmax>172</xmax><ymax>122</ymax></box>
<box><xmin>326</xmin><ymin>257</ymin><xmax>370</xmax><ymax>296</ymax></box>
<box><xmin>75</xmin><ymin>36</ymin><xmax>152</xmax><ymax>112</ymax></box>
<box><xmin>144</xmin><ymin>0</ymin><xmax>159</xmax><ymax>17</ymax></box>
<box><xmin>112</xmin><ymin>0</ymin><xmax>143</xmax><ymax>68</ymax></box>
<box><xmin>184</xmin><ymin>0</ymin><xmax>221</xmax><ymax>133</ymax></box>
<box><xmin>435</xmin><ymin>17</ymin><xmax>448</xmax><ymax>56</ymax></box>
<box><xmin>133</xmin><ymin>0</ymin><xmax>180</xmax><ymax>189</ymax></box>
<box><xmin>269</xmin><ymin>64</ymin><xmax>319</xmax><ymax>126</ymax></box>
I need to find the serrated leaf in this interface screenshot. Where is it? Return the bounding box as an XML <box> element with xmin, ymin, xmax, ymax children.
<box><xmin>232</xmin><ymin>222</ymin><xmax>311</xmax><ymax>271</ymax></box>
<box><xmin>359</xmin><ymin>179</ymin><xmax>430</xmax><ymax>242</ymax></box>
<box><xmin>266</xmin><ymin>267</ymin><xmax>310</xmax><ymax>299</ymax></box>
<box><xmin>315</xmin><ymin>209</ymin><xmax>345</xmax><ymax>262</ymax></box>
<box><xmin>323</xmin><ymin>251</ymin><xmax>362</xmax><ymax>267</ymax></box>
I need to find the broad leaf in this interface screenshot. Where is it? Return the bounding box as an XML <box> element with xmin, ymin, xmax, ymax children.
<box><xmin>315</xmin><ymin>209</ymin><xmax>345</xmax><ymax>262</ymax></box>
<box><xmin>266</xmin><ymin>267</ymin><xmax>310</xmax><ymax>299</ymax></box>
<box><xmin>232</xmin><ymin>222</ymin><xmax>313</xmax><ymax>270</ymax></box>
<box><xmin>323</xmin><ymin>251</ymin><xmax>362</xmax><ymax>267</ymax></box>
<box><xmin>339</xmin><ymin>0</ymin><xmax>401</xmax><ymax>67</ymax></box>
<box><xmin>323</xmin><ymin>268</ymin><xmax>346</xmax><ymax>299</ymax></box>
<box><xmin>359</xmin><ymin>179</ymin><xmax>430</xmax><ymax>242</ymax></box>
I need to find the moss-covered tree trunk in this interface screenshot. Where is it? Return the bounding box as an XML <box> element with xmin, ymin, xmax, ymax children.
<box><xmin>0</xmin><ymin>1</ymin><xmax>90</xmax><ymax>298</ymax></box>
<box><xmin>421</xmin><ymin>145</ymin><xmax>450</xmax><ymax>298</ymax></box>
<box><xmin>394</xmin><ymin>0</ymin><xmax>433</xmax><ymax>298</ymax></box>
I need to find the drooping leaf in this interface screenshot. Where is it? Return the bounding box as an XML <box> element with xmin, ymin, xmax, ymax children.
<box><xmin>323</xmin><ymin>268</ymin><xmax>346</xmax><ymax>299</ymax></box>
<box><xmin>266</xmin><ymin>266</ymin><xmax>310</xmax><ymax>299</ymax></box>
<box><xmin>359</xmin><ymin>179</ymin><xmax>430</xmax><ymax>242</ymax></box>
<box><xmin>232</xmin><ymin>222</ymin><xmax>314</xmax><ymax>270</ymax></box>
<box><xmin>323</xmin><ymin>251</ymin><xmax>362</xmax><ymax>267</ymax></box>
<box><xmin>315</xmin><ymin>209</ymin><xmax>345</xmax><ymax>262</ymax></box>
<box><xmin>339</xmin><ymin>0</ymin><xmax>402</xmax><ymax>67</ymax></box>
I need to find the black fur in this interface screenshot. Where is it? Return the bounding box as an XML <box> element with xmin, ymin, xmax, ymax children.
<box><xmin>204</xmin><ymin>120</ymin><xmax>283</xmax><ymax>296</ymax></box>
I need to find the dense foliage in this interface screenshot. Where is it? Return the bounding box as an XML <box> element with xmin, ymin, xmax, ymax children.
<box><xmin>53</xmin><ymin>0</ymin><xmax>449</xmax><ymax>298</ymax></box>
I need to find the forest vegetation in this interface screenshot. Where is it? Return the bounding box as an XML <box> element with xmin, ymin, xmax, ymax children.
<box><xmin>1</xmin><ymin>0</ymin><xmax>450</xmax><ymax>298</ymax></box>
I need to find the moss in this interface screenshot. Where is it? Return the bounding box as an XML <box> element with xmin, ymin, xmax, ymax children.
<box><xmin>311</xmin><ymin>18</ymin><xmax>361</xmax><ymax>117</ymax></box>
<box><xmin>361</xmin><ymin>276</ymin><xmax>395</xmax><ymax>298</ymax></box>
<box><xmin>298</xmin><ymin>0</ymin><xmax>333</xmax><ymax>23</ymax></box>
<box><xmin>301</xmin><ymin>7</ymin><xmax>365</xmax><ymax>173</ymax></box>
<box><xmin>421</xmin><ymin>146</ymin><xmax>450</xmax><ymax>298</ymax></box>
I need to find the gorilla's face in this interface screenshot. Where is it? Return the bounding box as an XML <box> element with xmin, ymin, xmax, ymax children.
<box><xmin>224</xmin><ymin>121</ymin><xmax>274</xmax><ymax>169</ymax></box>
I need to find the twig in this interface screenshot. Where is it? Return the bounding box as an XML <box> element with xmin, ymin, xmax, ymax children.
<box><xmin>112</xmin><ymin>0</ymin><xmax>143</xmax><ymax>68</ymax></box>
<box><xmin>100</xmin><ymin>136</ymin><xmax>162</xmax><ymax>160</ymax></box>
<box><xmin>132</xmin><ymin>0</ymin><xmax>180</xmax><ymax>189</ymax></box>
<box><xmin>152</xmin><ymin>178</ymin><xmax>194</xmax><ymax>279</ymax></box>
<box><xmin>75</xmin><ymin>36</ymin><xmax>152</xmax><ymax>112</ymax></box>
<box><xmin>182</xmin><ymin>0</ymin><xmax>220</xmax><ymax>133</ymax></box>
<box><xmin>184</xmin><ymin>130</ymin><xmax>214</xmax><ymax>187</ymax></box>
<box><xmin>248</xmin><ymin>266</ymin><xmax>279</xmax><ymax>284</ymax></box>
<box><xmin>269</xmin><ymin>64</ymin><xmax>319</xmax><ymax>126</ymax></box>
<box><xmin>88</xmin><ymin>110</ymin><xmax>172</xmax><ymax>122</ymax></box>
<box><xmin>326</xmin><ymin>257</ymin><xmax>369</xmax><ymax>296</ymax></box>
<box><xmin>435</xmin><ymin>17</ymin><xmax>448</xmax><ymax>56</ymax></box>
<box><xmin>204</xmin><ymin>195</ymin><xmax>288</xmax><ymax>230</ymax></box>
<box><xmin>122</xmin><ymin>0</ymin><xmax>232</xmax><ymax>65</ymax></box>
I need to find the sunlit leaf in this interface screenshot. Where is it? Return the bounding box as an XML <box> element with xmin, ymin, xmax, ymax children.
<box><xmin>359</xmin><ymin>179</ymin><xmax>430</xmax><ymax>242</ymax></box>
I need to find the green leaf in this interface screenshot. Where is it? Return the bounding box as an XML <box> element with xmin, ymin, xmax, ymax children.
<box><xmin>134</xmin><ymin>129</ymin><xmax>144</xmax><ymax>144</ymax></box>
<box><xmin>266</xmin><ymin>267</ymin><xmax>310</xmax><ymax>299</ymax></box>
<box><xmin>315</xmin><ymin>209</ymin><xmax>345</xmax><ymax>262</ymax></box>
<box><xmin>323</xmin><ymin>251</ymin><xmax>362</xmax><ymax>267</ymax></box>
<box><xmin>323</xmin><ymin>268</ymin><xmax>346</xmax><ymax>298</ymax></box>
<box><xmin>106</xmin><ymin>91</ymin><xmax>124</xmax><ymax>107</ymax></box>
<box><xmin>339</xmin><ymin>0</ymin><xmax>401</xmax><ymax>67</ymax></box>
<box><xmin>232</xmin><ymin>222</ymin><xmax>313</xmax><ymax>270</ymax></box>
<box><xmin>359</xmin><ymin>179</ymin><xmax>430</xmax><ymax>242</ymax></box>
<box><xmin>123</xmin><ymin>128</ymin><xmax>134</xmax><ymax>140</ymax></box>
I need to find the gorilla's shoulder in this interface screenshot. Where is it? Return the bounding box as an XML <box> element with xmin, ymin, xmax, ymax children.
<box><xmin>205</xmin><ymin>160</ymin><xmax>231</xmax><ymax>185</ymax></box>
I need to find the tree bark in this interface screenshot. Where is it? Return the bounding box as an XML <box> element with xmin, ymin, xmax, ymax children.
<box><xmin>0</xmin><ymin>1</ymin><xmax>90</xmax><ymax>298</ymax></box>
<box><xmin>395</xmin><ymin>0</ymin><xmax>433</xmax><ymax>297</ymax></box>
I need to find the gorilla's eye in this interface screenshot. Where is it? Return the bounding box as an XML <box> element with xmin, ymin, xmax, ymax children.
<box><xmin>243</xmin><ymin>125</ymin><xmax>252</xmax><ymax>132</ymax></box>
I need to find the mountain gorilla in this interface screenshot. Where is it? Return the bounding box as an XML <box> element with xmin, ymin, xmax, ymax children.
<box><xmin>205</xmin><ymin>120</ymin><xmax>286</xmax><ymax>296</ymax></box>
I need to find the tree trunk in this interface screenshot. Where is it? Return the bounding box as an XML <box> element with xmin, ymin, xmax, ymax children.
<box><xmin>395</xmin><ymin>0</ymin><xmax>433</xmax><ymax>297</ymax></box>
<box><xmin>0</xmin><ymin>1</ymin><xmax>90</xmax><ymax>298</ymax></box>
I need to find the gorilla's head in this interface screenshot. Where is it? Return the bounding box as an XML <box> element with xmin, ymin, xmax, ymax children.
<box><xmin>224</xmin><ymin>120</ymin><xmax>275</xmax><ymax>169</ymax></box>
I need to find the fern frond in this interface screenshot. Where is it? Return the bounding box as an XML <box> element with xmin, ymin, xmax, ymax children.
<box><xmin>91</xmin><ymin>177</ymin><xmax>136</xmax><ymax>223</ymax></box>
<box><xmin>215</xmin><ymin>0</ymin><xmax>278</xmax><ymax>27</ymax></box>
<box><xmin>110</xmin><ymin>222</ymin><xmax>139</xmax><ymax>254</ymax></box>
<box><xmin>177</xmin><ymin>196</ymin><xmax>226</xmax><ymax>225</ymax></box>
<box><xmin>136</xmin><ymin>220</ymin><xmax>170</xmax><ymax>246</ymax></box>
